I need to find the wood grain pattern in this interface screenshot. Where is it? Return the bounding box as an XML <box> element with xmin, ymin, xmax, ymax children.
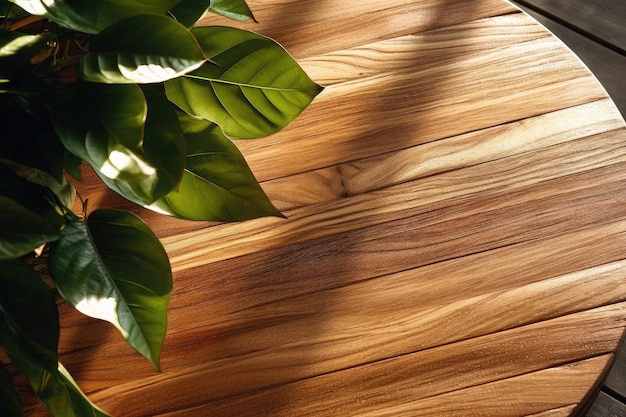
<box><xmin>16</xmin><ymin>1</ymin><xmax>626</xmax><ymax>416</ymax></box>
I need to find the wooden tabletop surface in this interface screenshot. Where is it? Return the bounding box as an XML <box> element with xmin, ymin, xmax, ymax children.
<box><xmin>22</xmin><ymin>0</ymin><xmax>626</xmax><ymax>416</ymax></box>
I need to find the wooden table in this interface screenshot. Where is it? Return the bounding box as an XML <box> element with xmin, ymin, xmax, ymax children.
<box><xmin>24</xmin><ymin>0</ymin><xmax>626</xmax><ymax>416</ymax></box>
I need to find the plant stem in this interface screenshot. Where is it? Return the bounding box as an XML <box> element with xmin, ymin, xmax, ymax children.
<box><xmin>9</xmin><ymin>15</ymin><xmax>45</xmax><ymax>31</ymax></box>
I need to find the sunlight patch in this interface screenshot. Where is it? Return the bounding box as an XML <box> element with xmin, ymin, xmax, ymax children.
<box><xmin>100</xmin><ymin>150</ymin><xmax>157</xmax><ymax>179</ymax></box>
<box><xmin>120</xmin><ymin>63</ymin><xmax>178</xmax><ymax>83</ymax></box>
<box><xmin>75</xmin><ymin>296</ymin><xmax>128</xmax><ymax>338</ymax></box>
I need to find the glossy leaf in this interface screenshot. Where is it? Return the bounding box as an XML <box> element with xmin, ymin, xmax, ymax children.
<box><xmin>63</xmin><ymin>151</ymin><xmax>83</xmax><ymax>182</ymax></box>
<box><xmin>168</xmin><ymin>0</ymin><xmax>208</xmax><ymax>27</ymax></box>
<box><xmin>0</xmin><ymin>360</ymin><xmax>21</xmax><ymax>417</ymax></box>
<box><xmin>80</xmin><ymin>15</ymin><xmax>207</xmax><ymax>84</ymax></box>
<box><xmin>6</xmin><ymin>361</ymin><xmax>110</xmax><ymax>417</ymax></box>
<box><xmin>95</xmin><ymin>86</ymin><xmax>186</xmax><ymax>206</ymax></box>
<box><xmin>208</xmin><ymin>0</ymin><xmax>255</xmax><ymax>21</ymax></box>
<box><xmin>9</xmin><ymin>0</ymin><xmax>182</xmax><ymax>34</ymax></box>
<box><xmin>165</xmin><ymin>26</ymin><xmax>323</xmax><ymax>139</ymax></box>
<box><xmin>44</xmin><ymin>363</ymin><xmax>111</xmax><ymax>417</ymax></box>
<box><xmin>48</xmin><ymin>210</ymin><xmax>172</xmax><ymax>369</ymax></box>
<box><xmin>0</xmin><ymin>164</ymin><xmax>64</xmax><ymax>260</ymax></box>
<box><xmin>52</xmin><ymin>82</ymin><xmax>184</xmax><ymax>205</ymax></box>
<box><xmin>149</xmin><ymin>113</ymin><xmax>281</xmax><ymax>220</ymax></box>
<box><xmin>140</xmin><ymin>86</ymin><xmax>186</xmax><ymax>193</ymax></box>
<box><xmin>51</xmin><ymin>82</ymin><xmax>145</xmax><ymax>164</ymax></box>
<box><xmin>0</xmin><ymin>30</ymin><xmax>55</xmax><ymax>77</ymax></box>
<box><xmin>19</xmin><ymin>167</ymin><xmax>76</xmax><ymax>211</ymax></box>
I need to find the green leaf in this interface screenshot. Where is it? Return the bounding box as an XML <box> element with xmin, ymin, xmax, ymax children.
<box><xmin>0</xmin><ymin>1</ymin><xmax>30</xmax><ymax>26</ymax></box>
<box><xmin>93</xmin><ymin>86</ymin><xmax>186</xmax><ymax>206</ymax></box>
<box><xmin>8</xmin><ymin>361</ymin><xmax>111</xmax><ymax>417</ymax></box>
<box><xmin>0</xmin><ymin>360</ymin><xmax>22</xmax><ymax>417</ymax></box>
<box><xmin>169</xmin><ymin>0</ymin><xmax>208</xmax><ymax>27</ymax></box>
<box><xmin>166</xmin><ymin>26</ymin><xmax>322</xmax><ymax>139</ymax></box>
<box><xmin>0</xmin><ymin>164</ymin><xmax>65</xmax><ymax>260</ymax></box>
<box><xmin>51</xmin><ymin>82</ymin><xmax>145</xmax><ymax>162</ymax></box>
<box><xmin>48</xmin><ymin>210</ymin><xmax>172</xmax><ymax>369</ymax></box>
<box><xmin>208</xmin><ymin>0</ymin><xmax>255</xmax><ymax>22</ymax></box>
<box><xmin>63</xmin><ymin>150</ymin><xmax>83</xmax><ymax>182</ymax></box>
<box><xmin>0</xmin><ymin>262</ymin><xmax>63</xmax><ymax>416</ymax></box>
<box><xmin>18</xmin><ymin>167</ymin><xmax>76</xmax><ymax>211</ymax></box>
<box><xmin>0</xmin><ymin>261</ymin><xmax>104</xmax><ymax>417</ymax></box>
<box><xmin>79</xmin><ymin>15</ymin><xmax>207</xmax><ymax>84</ymax></box>
<box><xmin>5</xmin><ymin>360</ymin><xmax>110</xmax><ymax>417</ymax></box>
<box><xmin>9</xmin><ymin>0</ymin><xmax>183</xmax><ymax>34</ymax></box>
<box><xmin>0</xmin><ymin>30</ymin><xmax>56</xmax><ymax>77</ymax></box>
<box><xmin>52</xmin><ymin>82</ymin><xmax>183</xmax><ymax>205</ymax></box>
<box><xmin>149</xmin><ymin>113</ymin><xmax>281</xmax><ymax>221</ymax></box>
<box><xmin>0</xmin><ymin>196</ymin><xmax>59</xmax><ymax>259</ymax></box>
<box><xmin>140</xmin><ymin>85</ymin><xmax>186</xmax><ymax>193</ymax></box>
<box><xmin>52</xmin><ymin>363</ymin><xmax>111</xmax><ymax>417</ymax></box>
<box><xmin>0</xmin><ymin>259</ymin><xmax>59</xmax><ymax>370</ymax></box>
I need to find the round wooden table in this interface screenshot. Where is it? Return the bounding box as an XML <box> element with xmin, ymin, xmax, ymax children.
<box><xmin>25</xmin><ymin>0</ymin><xmax>626</xmax><ymax>416</ymax></box>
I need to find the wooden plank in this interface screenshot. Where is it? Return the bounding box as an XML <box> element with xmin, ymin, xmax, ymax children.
<box><xmin>197</xmin><ymin>0</ymin><xmax>518</xmax><ymax>59</ymax></box>
<box><xmin>48</xmin><ymin>304</ymin><xmax>626</xmax><ymax>416</ymax></box>
<box><xmin>76</xmin><ymin>98</ymin><xmax>625</xmax><ymax>248</ymax></box>
<box><xmin>296</xmin><ymin>13</ymin><xmax>549</xmax><ymax>85</ymax></box>
<box><xmin>511</xmin><ymin>2</ymin><xmax>626</xmax><ymax>118</ymax></box>
<box><xmin>368</xmin><ymin>357</ymin><xmax>614</xmax><ymax>417</ymax></box>
<box><xmin>235</xmin><ymin>32</ymin><xmax>603</xmax><ymax>184</ymax></box>
<box><xmin>164</xmin><ymin>126</ymin><xmax>626</xmax><ymax>272</ymax></box>
<box><xmin>160</xmin><ymin>221</ymin><xmax>626</xmax><ymax>339</ymax></box>
<box><xmin>585</xmin><ymin>391</ymin><xmax>626</xmax><ymax>417</ymax></box>
<box><xmin>513</xmin><ymin>0</ymin><xmax>626</xmax><ymax>53</ymax></box>
<box><xmin>21</xmin><ymin>235</ymin><xmax>626</xmax><ymax>413</ymax></box>
<box><xmin>526</xmin><ymin>406</ymin><xmax>577</xmax><ymax>417</ymax></box>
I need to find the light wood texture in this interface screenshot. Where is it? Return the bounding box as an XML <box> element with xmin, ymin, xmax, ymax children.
<box><xmin>17</xmin><ymin>1</ymin><xmax>626</xmax><ymax>416</ymax></box>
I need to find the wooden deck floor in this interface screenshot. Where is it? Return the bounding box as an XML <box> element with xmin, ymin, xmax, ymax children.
<box><xmin>511</xmin><ymin>1</ymin><xmax>626</xmax><ymax>415</ymax></box>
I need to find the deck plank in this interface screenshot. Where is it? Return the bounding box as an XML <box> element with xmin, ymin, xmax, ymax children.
<box><xmin>605</xmin><ymin>341</ymin><xmax>626</xmax><ymax>400</ymax></box>
<box><xmin>513</xmin><ymin>0</ymin><xmax>626</xmax><ymax>53</ymax></box>
<box><xmin>511</xmin><ymin>1</ymin><xmax>626</xmax><ymax>119</ymax></box>
<box><xmin>585</xmin><ymin>391</ymin><xmax>626</xmax><ymax>417</ymax></box>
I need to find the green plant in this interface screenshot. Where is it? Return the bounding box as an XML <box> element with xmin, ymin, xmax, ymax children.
<box><xmin>0</xmin><ymin>1</ymin><xmax>322</xmax><ymax>415</ymax></box>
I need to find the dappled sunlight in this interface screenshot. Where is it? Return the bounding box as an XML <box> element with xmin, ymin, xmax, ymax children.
<box><xmin>75</xmin><ymin>295</ymin><xmax>128</xmax><ymax>338</ymax></box>
<box><xmin>99</xmin><ymin>150</ymin><xmax>156</xmax><ymax>179</ymax></box>
<box><xmin>0</xmin><ymin>35</ymin><xmax>38</xmax><ymax>57</ymax></box>
<box><xmin>11</xmin><ymin>0</ymin><xmax>51</xmax><ymax>16</ymax></box>
<box><xmin>121</xmin><ymin>63</ymin><xmax>178</xmax><ymax>83</ymax></box>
